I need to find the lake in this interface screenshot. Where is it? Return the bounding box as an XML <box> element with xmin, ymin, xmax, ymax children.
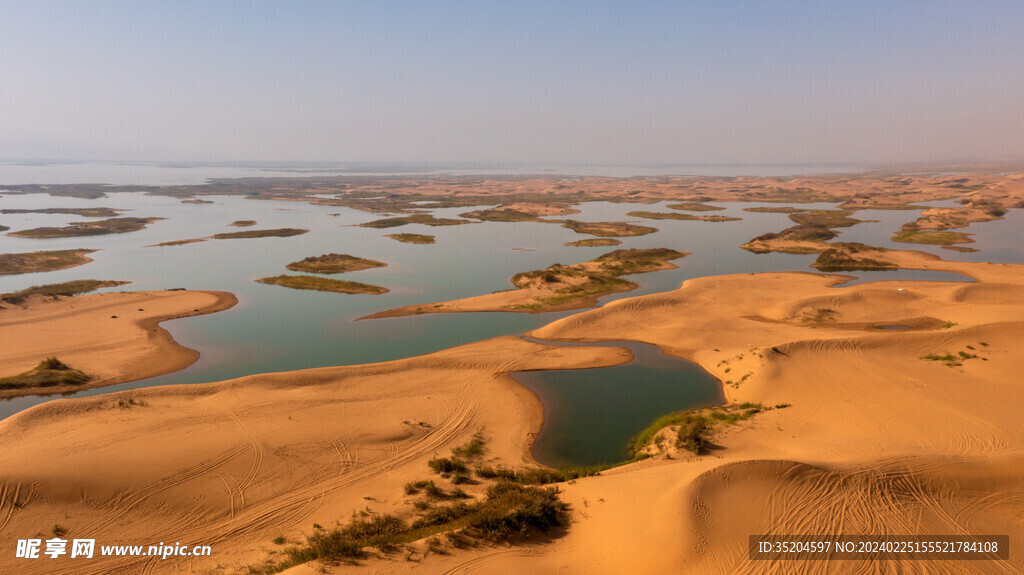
<box><xmin>1</xmin><ymin>187</ymin><xmax>1008</xmax><ymax>466</ymax></box>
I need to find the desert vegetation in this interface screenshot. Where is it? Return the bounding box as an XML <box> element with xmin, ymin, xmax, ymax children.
<box><xmin>0</xmin><ymin>357</ymin><xmax>92</xmax><ymax>390</ymax></box>
<box><xmin>147</xmin><ymin>238</ymin><xmax>208</xmax><ymax>247</ymax></box>
<box><xmin>629</xmin><ymin>403</ymin><xmax>782</xmax><ymax>457</ymax></box>
<box><xmin>286</xmin><ymin>253</ymin><xmax>386</xmax><ymax>274</ymax></box>
<box><xmin>211</xmin><ymin>228</ymin><xmax>309</xmax><ymax>239</ymax></box>
<box><xmin>384</xmin><ymin>233</ymin><xmax>435</xmax><ymax>244</ymax></box>
<box><xmin>256</xmin><ymin>275</ymin><xmax>388</xmax><ymax>295</ymax></box>
<box><xmin>506</xmin><ymin>248</ymin><xmax>686</xmax><ymax>311</ymax></box>
<box><xmin>665</xmin><ymin>202</ymin><xmax>725</xmax><ymax>212</ymax></box>
<box><xmin>561</xmin><ymin>220</ymin><xmax>656</xmax><ymax>237</ymax></box>
<box><xmin>626</xmin><ymin>210</ymin><xmax>740</xmax><ymax>222</ymax></box>
<box><xmin>8</xmin><ymin>217</ymin><xmax>163</xmax><ymax>238</ymax></box>
<box><xmin>357</xmin><ymin>214</ymin><xmax>475</xmax><ymax>228</ymax></box>
<box><xmin>0</xmin><ymin>249</ymin><xmax>98</xmax><ymax>275</ymax></box>
<box><xmin>565</xmin><ymin>238</ymin><xmax>622</xmax><ymax>247</ymax></box>
<box><xmin>892</xmin><ymin>230</ymin><xmax>973</xmax><ymax>245</ymax></box>
<box><xmin>810</xmin><ymin>246</ymin><xmax>896</xmax><ymax>272</ymax></box>
<box><xmin>253</xmin><ymin>434</ymin><xmax>575</xmax><ymax>572</ymax></box>
<box><xmin>0</xmin><ymin>207</ymin><xmax>123</xmax><ymax>217</ymax></box>
<box><xmin>0</xmin><ymin>279</ymin><xmax>129</xmax><ymax>305</ymax></box>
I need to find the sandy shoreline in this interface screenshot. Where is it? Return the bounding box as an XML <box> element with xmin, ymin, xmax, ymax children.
<box><xmin>0</xmin><ymin>289</ymin><xmax>237</xmax><ymax>398</ymax></box>
<box><xmin>0</xmin><ymin>252</ymin><xmax>1023</xmax><ymax>573</ymax></box>
<box><xmin>0</xmin><ymin>337</ymin><xmax>631</xmax><ymax>574</ymax></box>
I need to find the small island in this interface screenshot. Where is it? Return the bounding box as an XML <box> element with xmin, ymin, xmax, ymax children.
<box><xmin>362</xmin><ymin>248</ymin><xmax>686</xmax><ymax>318</ymax></box>
<box><xmin>8</xmin><ymin>217</ymin><xmax>163</xmax><ymax>238</ymax></box>
<box><xmin>385</xmin><ymin>233</ymin><xmax>435</xmax><ymax>244</ymax></box>
<box><xmin>256</xmin><ymin>275</ymin><xmax>389</xmax><ymax>295</ymax></box>
<box><xmin>565</xmin><ymin>238</ymin><xmax>622</xmax><ymax>247</ymax></box>
<box><xmin>740</xmin><ymin>210</ymin><xmax>867</xmax><ymax>254</ymax></box>
<box><xmin>286</xmin><ymin>253</ymin><xmax>386</xmax><ymax>274</ymax></box>
<box><xmin>742</xmin><ymin>206</ymin><xmax>806</xmax><ymax>213</ymax></box>
<box><xmin>627</xmin><ymin>211</ymin><xmax>741</xmax><ymax>222</ymax></box>
<box><xmin>666</xmin><ymin>202</ymin><xmax>725</xmax><ymax>212</ymax></box>
<box><xmin>742</xmin><ymin>225</ymin><xmax>836</xmax><ymax>254</ymax></box>
<box><xmin>357</xmin><ymin>214</ymin><xmax>475</xmax><ymax>228</ymax></box>
<box><xmin>787</xmin><ymin>209</ymin><xmax>866</xmax><ymax>228</ymax></box>
<box><xmin>892</xmin><ymin>230</ymin><xmax>974</xmax><ymax>246</ymax></box>
<box><xmin>0</xmin><ymin>249</ymin><xmax>98</xmax><ymax>275</ymax></box>
<box><xmin>147</xmin><ymin>238</ymin><xmax>208</xmax><ymax>247</ymax></box>
<box><xmin>562</xmin><ymin>220</ymin><xmax>657</xmax><ymax>237</ymax></box>
<box><xmin>229</xmin><ymin>220</ymin><xmax>258</xmax><ymax>227</ymax></box>
<box><xmin>459</xmin><ymin>203</ymin><xmax>579</xmax><ymax>222</ymax></box>
<box><xmin>0</xmin><ymin>207</ymin><xmax>124</xmax><ymax>217</ymax></box>
<box><xmin>211</xmin><ymin>228</ymin><xmax>309</xmax><ymax>239</ymax></box>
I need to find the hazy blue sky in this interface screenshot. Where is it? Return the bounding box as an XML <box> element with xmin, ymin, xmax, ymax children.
<box><xmin>2</xmin><ymin>1</ymin><xmax>1022</xmax><ymax>165</ymax></box>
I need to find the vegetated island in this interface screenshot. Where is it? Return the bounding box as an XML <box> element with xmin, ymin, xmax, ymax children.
<box><xmin>0</xmin><ymin>286</ymin><xmax>237</xmax><ymax>397</ymax></box>
<box><xmin>742</xmin><ymin>225</ymin><xmax>837</xmax><ymax>254</ymax></box>
<box><xmin>742</xmin><ymin>206</ymin><xmax>807</xmax><ymax>213</ymax></box>
<box><xmin>627</xmin><ymin>210</ymin><xmax>741</xmax><ymax>222</ymax></box>
<box><xmin>285</xmin><ymin>253</ymin><xmax>386</xmax><ymax>274</ymax></box>
<box><xmin>741</xmin><ymin>209</ymin><xmax>870</xmax><ymax>254</ymax></box>
<box><xmin>357</xmin><ymin>214</ymin><xmax>476</xmax><ymax>228</ymax></box>
<box><xmin>210</xmin><ymin>227</ymin><xmax>309</xmax><ymax>239</ymax></box>
<box><xmin>0</xmin><ymin>207</ymin><xmax>124</xmax><ymax>217</ymax></box>
<box><xmin>147</xmin><ymin>238</ymin><xmax>208</xmax><ymax>247</ymax></box>
<box><xmin>147</xmin><ymin>227</ymin><xmax>309</xmax><ymax>246</ymax></box>
<box><xmin>459</xmin><ymin>203</ymin><xmax>580</xmax><ymax>222</ymax></box>
<box><xmin>229</xmin><ymin>220</ymin><xmax>257</xmax><ymax>227</ymax></box>
<box><xmin>0</xmin><ymin>249</ymin><xmax>98</xmax><ymax>275</ymax></box>
<box><xmin>7</xmin><ymin>217</ymin><xmax>163</xmax><ymax>238</ymax></box>
<box><xmin>361</xmin><ymin>248</ymin><xmax>687</xmax><ymax>318</ymax></box>
<box><xmin>256</xmin><ymin>275</ymin><xmax>389</xmax><ymax>295</ymax></box>
<box><xmin>385</xmin><ymin>233</ymin><xmax>435</xmax><ymax>244</ymax></box>
<box><xmin>666</xmin><ymin>202</ymin><xmax>726</xmax><ymax>212</ymax></box>
<box><xmin>565</xmin><ymin>238</ymin><xmax>622</xmax><ymax>247</ymax></box>
<box><xmin>561</xmin><ymin>220</ymin><xmax>657</xmax><ymax>237</ymax></box>
<box><xmin>892</xmin><ymin>229</ymin><xmax>974</xmax><ymax>246</ymax></box>
<box><xmin>900</xmin><ymin>198</ymin><xmax>1006</xmax><ymax>230</ymax></box>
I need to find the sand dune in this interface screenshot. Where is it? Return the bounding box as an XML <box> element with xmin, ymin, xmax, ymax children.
<box><xmin>0</xmin><ymin>337</ymin><xmax>631</xmax><ymax>574</ymax></box>
<box><xmin>0</xmin><ymin>290</ymin><xmax>236</xmax><ymax>397</ymax></box>
<box><xmin>2</xmin><ymin>253</ymin><xmax>1024</xmax><ymax>573</ymax></box>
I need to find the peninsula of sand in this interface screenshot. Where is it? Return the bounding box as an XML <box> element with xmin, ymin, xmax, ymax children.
<box><xmin>0</xmin><ymin>289</ymin><xmax>237</xmax><ymax>398</ymax></box>
<box><xmin>0</xmin><ymin>245</ymin><xmax>1022</xmax><ymax>573</ymax></box>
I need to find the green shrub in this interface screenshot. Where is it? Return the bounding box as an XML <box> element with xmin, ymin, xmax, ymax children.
<box><xmin>676</xmin><ymin>415</ymin><xmax>708</xmax><ymax>454</ymax></box>
<box><xmin>427</xmin><ymin>457</ymin><xmax>467</xmax><ymax>475</ymax></box>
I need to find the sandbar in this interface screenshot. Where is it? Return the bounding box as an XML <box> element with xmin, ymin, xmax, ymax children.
<box><xmin>0</xmin><ymin>289</ymin><xmax>236</xmax><ymax>398</ymax></box>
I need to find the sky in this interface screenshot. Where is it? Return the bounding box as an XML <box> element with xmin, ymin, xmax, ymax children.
<box><xmin>1</xmin><ymin>1</ymin><xmax>1023</xmax><ymax>166</ymax></box>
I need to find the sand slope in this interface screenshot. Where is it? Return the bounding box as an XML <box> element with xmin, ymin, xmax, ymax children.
<box><xmin>0</xmin><ymin>290</ymin><xmax>237</xmax><ymax>397</ymax></box>
<box><xmin>2</xmin><ymin>255</ymin><xmax>1024</xmax><ymax>573</ymax></box>
<box><xmin>0</xmin><ymin>337</ymin><xmax>630</xmax><ymax>574</ymax></box>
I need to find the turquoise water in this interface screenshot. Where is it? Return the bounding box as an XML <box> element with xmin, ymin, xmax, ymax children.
<box><xmin>515</xmin><ymin>339</ymin><xmax>723</xmax><ymax>466</ymax></box>
<box><xmin>0</xmin><ymin>191</ymin><xmax>1003</xmax><ymax>464</ymax></box>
